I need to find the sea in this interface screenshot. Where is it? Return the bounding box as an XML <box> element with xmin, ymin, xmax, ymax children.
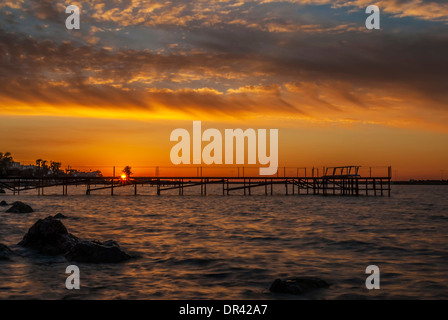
<box><xmin>0</xmin><ymin>185</ymin><xmax>447</xmax><ymax>299</ymax></box>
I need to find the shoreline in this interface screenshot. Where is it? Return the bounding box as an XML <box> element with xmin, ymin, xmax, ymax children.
<box><xmin>392</xmin><ymin>181</ymin><xmax>448</xmax><ymax>185</ymax></box>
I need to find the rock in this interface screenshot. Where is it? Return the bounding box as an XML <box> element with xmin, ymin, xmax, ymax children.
<box><xmin>0</xmin><ymin>189</ymin><xmax>5</xmax><ymax>194</ymax></box>
<box><xmin>269</xmin><ymin>277</ymin><xmax>330</xmax><ymax>295</ymax></box>
<box><xmin>6</xmin><ymin>201</ymin><xmax>33</xmax><ymax>213</ymax></box>
<box><xmin>53</xmin><ymin>213</ymin><xmax>67</xmax><ymax>219</ymax></box>
<box><xmin>66</xmin><ymin>239</ymin><xmax>131</xmax><ymax>263</ymax></box>
<box><xmin>18</xmin><ymin>216</ymin><xmax>79</xmax><ymax>255</ymax></box>
<box><xmin>0</xmin><ymin>200</ymin><xmax>8</xmax><ymax>206</ymax></box>
<box><xmin>18</xmin><ymin>216</ymin><xmax>132</xmax><ymax>263</ymax></box>
<box><xmin>0</xmin><ymin>243</ymin><xmax>13</xmax><ymax>260</ymax></box>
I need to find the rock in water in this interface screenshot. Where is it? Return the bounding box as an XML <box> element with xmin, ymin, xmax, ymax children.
<box><xmin>0</xmin><ymin>200</ymin><xmax>8</xmax><ymax>206</ymax></box>
<box><xmin>53</xmin><ymin>213</ymin><xmax>67</xmax><ymax>219</ymax></box>
<box><xmin>18</xmin><ymin>216</ymin><xmax>79</xmax><ymax>255</ymax></box>
<box><xmin>6</xmin><ymin>201</ymin><xmax>33</xmax><ymax>213</ymax></box>
<box><xmin>0</xmin><ymin>243</ymin><xmax>13</xmax><ymax>260</ymax></box>
<box><xmin>66</xmin><ymin>239</ymin><xmax>131</xmax><ymax>263</ymax></box>
<box><xmin>18</xmin><ymin>216</ymin><xmax>132</xmax><ymax>262</ymax></box>
<box><xmin>269</xmin><ymin>277</ymin><xmax>330</xmax><ymax>295</ymax></box>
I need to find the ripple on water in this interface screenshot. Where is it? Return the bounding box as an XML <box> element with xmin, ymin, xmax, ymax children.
<box><xmin>0</xmin><ymin>185</ymin><xmax>447</xmax><ymax>299</ymax></box>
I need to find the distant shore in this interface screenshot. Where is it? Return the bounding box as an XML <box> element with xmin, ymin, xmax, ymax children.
<box><xmin>392</xmin><ymin>180</ymin><xmax>448</xmax><ymax>185</ymax></box>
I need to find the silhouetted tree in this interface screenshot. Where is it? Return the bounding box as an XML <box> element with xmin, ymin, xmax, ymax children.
<box><xmin>93</xmin><ymin>170</ymin><xmax>103</xmax><ymax>177</ymax></box>
<box><xmin>122</xmin><ymin>166</ymin><xmax>133</xmax><ymax>178</ymax></box>
<box><xmin>0</xmin><ymin>152</ymin><xmax>14</xmax><ymax>176</ymax></box>
<box><xmin>50</xmin><ymin>161</ymin><xmax>62</xmax><ymax>174</ymax></box>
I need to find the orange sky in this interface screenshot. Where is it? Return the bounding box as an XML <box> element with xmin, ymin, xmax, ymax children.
<box><xmin>1</xmin><ymin>114</ymin><xmax>447</xmax><ymax>179</ymax></box>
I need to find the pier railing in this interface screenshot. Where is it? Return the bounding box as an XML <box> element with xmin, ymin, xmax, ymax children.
<box><xmin>0</xmin><ymin>166</ymin><xmax>391</xmax><ymax>197</ymax></box>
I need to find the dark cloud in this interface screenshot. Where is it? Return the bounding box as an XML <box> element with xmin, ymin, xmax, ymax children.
<box><xmin>27</xmin><ymin>0</ymin><xmax>64</xmax><ymax>22</ymax></box>
<box><xmin>0</xmin><ymin>0</ymin><xmax>447</xmax><ymax>124</ymax></box>
<box><xmin>1</xmin><ymin>22</ymin><xmax>448</xmax><ymax>116</ymax></box>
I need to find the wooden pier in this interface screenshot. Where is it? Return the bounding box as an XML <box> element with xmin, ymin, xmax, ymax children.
<box><xmin>0</xmin><ymin>166</ymin><xmax>391</xmax><ymax>197</ymax></box>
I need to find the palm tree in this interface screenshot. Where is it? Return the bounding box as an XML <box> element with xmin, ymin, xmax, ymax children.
<box><xmin>0</xmin><ymin>152</ymin><xmax>13</xmax><ymax>162</ymax></box>
<box><xmin>0</xmin><ymin>152</ymin><xmax>14</xmax><ymax>176</ymax></box>
<box><xmin>122</xmin><ymin>166</ymin><xmax>133</xmax><ymax>179</ymax></box>
<box><xmin>50</xmin><ymin>161</ymin><xmax>62</xmax><ymax>174</ymax></box>
<box><xmin>38</xmin><ymin>160</ymin><xmax>49</xmax><ymax>176</ymax></box>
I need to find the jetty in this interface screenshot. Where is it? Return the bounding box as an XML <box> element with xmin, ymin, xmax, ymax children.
<box><xmin>0</xmin><ymin>166</ymin><xmax>391</xmax><ymax>197</ymax></box>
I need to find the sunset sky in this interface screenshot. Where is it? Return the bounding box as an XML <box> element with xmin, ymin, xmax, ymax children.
<box><xmin>0</xmin><ymin>0</ymin><xmax>447</xmax><ymax>179</ymax></box>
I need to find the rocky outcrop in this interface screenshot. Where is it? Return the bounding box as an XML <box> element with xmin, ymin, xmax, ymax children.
<box><xmin>19</xmin><ymin>216</ymin><xmax>132</xmax><ymax>263</ymax></box>
<box><xmin>0</xmin><ymin>200</ymin><xmax>8</xmax><ymax>206</ymax></box>
<box><xmin>0</xmin><ymin>243</ymin><xmax>13</xmax><ymax>260</ymax></box>
<box><xmin>53</xmin><ymin>213</ymin><xmax>67</xmax><ymax>219</ymax></box>
<box><xmin>269</xmin><ymin>277</ymin><xmax>330</xmax><ymax>295</ymax></box>
<box><xmin>65</xmin><ymin>239</ymin><xmax>131</xmax><ymax>263</ymax></box>
<box><xmin>18</xmin><ymin>216</ymin><xmax>79</xmax><ymax>255</ymax></box>
<box><xmin>6</xmin><ymin>201</ymin><xmax>33</xmax><ymax>213</ymax></box>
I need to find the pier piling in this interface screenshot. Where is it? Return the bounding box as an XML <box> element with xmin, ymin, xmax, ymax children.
<box><xmin>0</xmin><ymin>166</ymin><xmax>392</xmax><ymax>197</ymax></box>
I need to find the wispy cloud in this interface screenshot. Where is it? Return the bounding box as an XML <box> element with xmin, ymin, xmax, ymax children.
<box><xmin>0</xmin><ymin>0</ymin><xmax>447</xmax><ymax>132</ymax></box>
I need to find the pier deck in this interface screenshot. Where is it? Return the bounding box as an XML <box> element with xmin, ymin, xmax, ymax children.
<box><xmin>0</xmin><ymin>175</ymin><xmax>391</xmax><ymax>197</ymax></box>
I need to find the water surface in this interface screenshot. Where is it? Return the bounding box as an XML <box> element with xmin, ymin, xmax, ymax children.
<box><xmin>0</xmin><ymin>185</ymin><xmax>447</xmax><ymax>299</ymax></box>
